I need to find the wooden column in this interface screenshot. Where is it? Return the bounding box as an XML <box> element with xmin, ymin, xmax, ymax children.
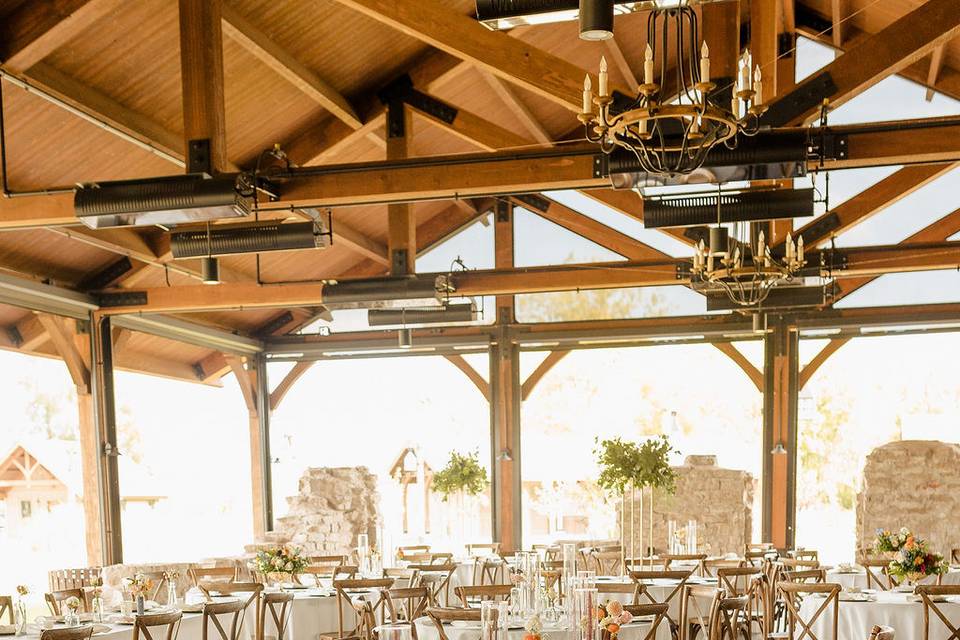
<box><xmin>704</xmin><ymin>0</ymin><xmax>740</xmax><ymax>89</ymax></box>
<box><xmin>490</xmin><ymin>199</ymin><xmax>521</xmax><ymax>550</ymax></box>
<box><xmin>178</xmin><ymin>0</ymin><xmax>227</xmax><ymax>171</ymax></box>
<box><xmin>228</xmin><ymin>355</ymin><xmax>273</xmax><ymax>539</ymax></box>
<box><xmin>762</xmin><ymin>317</ymin><xmax>799</xmax><ymax>550</ymax></box>
<box><xmin>90</xmin><ymin>314</ymin><xmax>124</xmax><ymax>564</ymax></box>
<box><xmin>386</xmin><ymin>100</ymin><xmax>415</xmax><ymax>274</ymax></box>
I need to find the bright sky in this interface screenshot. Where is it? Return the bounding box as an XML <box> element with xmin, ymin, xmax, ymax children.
<box><xmin>0</xmin><ymin>37</ymin><xmax>958</xmax><ymax>588</ymax></box>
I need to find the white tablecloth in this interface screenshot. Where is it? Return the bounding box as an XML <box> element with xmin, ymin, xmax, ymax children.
<box><xmin>22</xmin><ymin>613</ymin><xmax>206</xmax><ymax>640</ymax></box>
<box><xmin>413</xmin><ymin>616</ymin><xmax>671</xmax><ymax>640</ymax></box>
<box><xmin>798</xmin><ymin>591</ymin><xmax>960</xmax><ymax>640</ymax></box>
<box><xmin>826</xmin><ymin>568</ymin><xmax>960</xmax><ymax>590</ymax></box>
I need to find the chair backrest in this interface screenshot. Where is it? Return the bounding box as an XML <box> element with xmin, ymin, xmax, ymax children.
<box><xmin>712</xmin><ymin>595</ymin><xmax>749</xmax><ymax>640</ymax></box>
<box><xmin>45</xmin><ymin>588</ymin><xmax>88</xmax><ymax>615</ymax></box>
<box><xmin>0</xmin><ymin>596</ymin><xmax>13</xmax><ymax>625</ymax></box>
<box><xmin>258</xmin><ymin>591</ymin><xmax>294</xmax><ymax>640</ymax></box>
<box><xmin>332</xmin><ymin>578</ymin><xmax>395</xmax><ymax>640</ymax></box>
<box><xmin>310</xmin><ymin>555</ymin><xmax>349</xmax><ymax>566</ymax></box>
<box><xmin>191</xmin><ymin>566</ymin><xmax>239</xmax><ymax>587</ymax></box>
<box><xmin>778</xmin><ymin>581</ymin><xmax>840</xmax><ymax>640</ymax></box>
<box><xmin>861</xmin><ymin>559</ymin><xmax>893</xmax><ymax>591</ymax></box>
<box><xmin>132</xmin><ymin>611</ymin><xmax>183</xmax><ymax>640</ymax></box>
<box><xmin>384</xmin><ymin>587</ymin><xmax>433</xmax><ymax>624</ymax></box>
<box><xmin>782</xmin><ymin>569</ymin><xmax>827</xmax><ymax>584</ymax></box>
<box><xmin>916</xmin><ymin>585</ymin><xmax>960</xmax><ymax>640</ymax></box>
<box><xmin>678</xmin><ymin>585</ymin><xmax>720</xmax><ymax>640</ymax></box>
<box><xmin>743</xmin><ymin>551</ymin><xmax>768</xmax><ymax>567</ymax></box>
<box><xmin>410</xmin><ymin>564</ymin><xmax>456</xmax><ymax>605</ymax></box>
<box><xmin>716</xmin><ymin>567</ymin><xmax>762</xmax><ymax>597</ymax></box>
<box><xmin>703</xmin><ymin>560</ymin><xmax>745</xmax><ymax>578</ymax></box>
<box><xmin>202</xmin><ymin>598</ymin><xmax>249</xmax><ymax>640</ymax></box>
<box><xmin>471</xmin><ymin>557</ymin><xmax>507</xmax><ymax>587</ymax></box>
<box><xmin>791</xmin><ymin>549</ymin><xmax>819</xmax><ymax>562</ymax></box>
<box><xmin>631</xmin><ymin>570</ymin><xmax>694</xmax><ymax>632</ymax></box>
<box><xmin>40</xmin><ymin>627</ymin><xmax>94</xmax><ymax>640</ymax></box>
<box><xmin>383</xmin><ymin>568</ymin><xmax>418</xmax><ymax>587</ymax></box>
<box><xmin>661</xmin><ymin>554</ymin><xmax>707</xmax><ymax>576</ymax></box>
<box><xmin>622</xmin><ymin>604</ymin><xmax>669</xmax><ymax>640</ymax></box>
<box><xmin>398</xmin><ymin>546</ymin><xmax>431</xmax><ymax>562</ymax></box>
<box><xmin>780</xmin><ymin>558</ymin><xmax>819</xmax><ymax>570</ymax></box>
<box><xmin>48</xmin><ymin>568</ymin><xmax>102</xmax><ymax>593</ymax></box>
<box><xmin>425</xmin><ymin>607</ymin><xmax>480</xmax><ymax>640</ymax></box>
<box><xmin>595</xmin><ymin>581</ymin><xmax>642</xmax><ymax>605</ymax></box>
<box><xmin>454</xmin><ymin>585</ymin><xmax>512</xmax><ymax>607</ymax></box>
<box><xmin>199</xmin><ymin>582</ymin><xmax>262</xmax><ymax>610</ymax></box>
<box><xmin>466</xmin><ymin>543</ymin><xmax>500</xmax><ymax>557</ymax></box>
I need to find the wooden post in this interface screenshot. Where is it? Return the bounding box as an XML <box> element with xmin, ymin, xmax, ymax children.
<box><xmin>76</xmin><ymin>390</ymin><xmax>103</xmax><ymax>565</ymax></box>
<box><xmin>762</xmin><ymin>317</ymin><xmax>799</xmax><ymax>550</ymax></box>
<box><xmin>703</xmin><ymin>0</ymin><xmax>740</xmax><ymax>89</ymax></box>
<box><xmin>178</xmin><ymin>0</ymin><xmax>227</xmax><ymax>171</ymax></box>
<box><xmin>490</xmin><ymin>199</ymin><xmax>521</xmax><ymax>550</ymax></box>
<box><xmin>90</xmin><ymin>314</ymin><xmax>123</xmax><ymax>564</ymax></box>
<box><xmin>228</xmin><ymin>354</ymin><xmax>273</xmax><ymax>539</ymax></box>
<box><xmin>386</xmin><ymin>100</ymin><xmax>414</xmax><ymax>274</ymax></box>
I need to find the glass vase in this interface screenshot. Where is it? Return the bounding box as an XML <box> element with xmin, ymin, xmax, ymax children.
<box><xmin>136</xmin><ymin>595</ymin><xmax>145</xmax><ymax>616</ymax></box>
<box><xmin>14</xmin><ymin>599</ymin><xmax>26</xmax><ymax>636</ymax></box>
<box><xmin>574</xmin><ymin>588</ymin><xmax>599</xmax><ymax>640</ymax></box>
<box><xmin>92</xmin><ymin>596</ymin><xmax>104</xmax><ymax>623</ymax></box>
<box><xmin>167</xmin><ymin>581</ymin><xmax>178</xmax><ymax>607</ymax></box>
<box><xmin>64</xmin><ymin>610</ymin><xmax>80</xmax><ymax>627</ymax></box>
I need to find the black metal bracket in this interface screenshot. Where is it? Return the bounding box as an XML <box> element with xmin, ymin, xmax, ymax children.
<box><xmin>187</xmin><ymin>138</ymin><xmax>212</xmax><ymax>175</ymax></box>
<box><xmin>495</xmin><ymin>199</ymin><xmax>512</xmax><ymax>223</ymax></box>
<box><xmin>811</xmin><ymin>130</ymin><xmax>849</xmax><ymax>164</ymax></box>
<box><xmin>98</xmin><ymin>291</ymin><xmax>148</xmax><ymax>307</ymax></box>
<box><xmin>676</xmin><ymin>262</ymin><xmax>691</xmax><ymax>281</ymax></box>
<box><xmin>379</xmin><ymin>73</ymin><xmax>458</xmax><ymax>132</ymax></box>
<box><xmin>512</xmin><ymin>193</ymin><xmax>550</xmax><ymax>213</ymax></box>
<box><xmin>391</xmin><ymin>249</ymin><xmax>410</xmax><ymax>275</ymax></box>
<box><xmin>80</xmin><ymin>256</ymin><xmax>133</xmax><ymax>291</ymax></box>
<box><xmin>192</xmin><ymin>363</ymin><xmax>206</xmax><ymax>380</ymax></box>
<box><xmin>6</xmin><ymin>326</ymin><xmax>22</xmax><ymax>348</ymax></box>
<box><xmin>595</xmin><ymin>154</ymin><xmax>607</xmax><ymax>179</ymax></box>
<box><xmin>797</xmin><ymin>211</ymin><xmax>840</xmax><ymax>246</ymax></box>
<box><xmin>386</xmin><ymin>99</ymin><xmax>406</xmax><ymax>139</ymax></box>
<box><xmin>763</xmin><ymin>71</ymin><xmax>838</xmax><ymax>127</ymax></box>
<box><xmin>256</xmin><ymin>310</ymin><xmax>295</xmax><ymax>337</ymax></box>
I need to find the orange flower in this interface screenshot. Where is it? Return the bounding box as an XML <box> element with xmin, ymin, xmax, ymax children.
<box><xmin>905</xmin><ymin>536</ymin><xmax>916</xmax><ymax>549</ymax></box>
<box><xmin>606</xmin><ymin>624</ymin><xmax>620</xmax><ymax>634</ymax></box>
<box><xmin>915</xmin><ymin>556</ymin><xmax>924</xmax><ymax>566</ymax></box>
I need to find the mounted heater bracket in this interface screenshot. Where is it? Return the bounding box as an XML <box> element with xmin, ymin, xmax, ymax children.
<box><xmin>378</xmin><ymin>74</ymin><xmax>458</xmax><ymax>127</ymax></box>
<box><xmin>643</xmin><ymin>188</ymin><xmax>815</xmax><ymax>229</ymax></box>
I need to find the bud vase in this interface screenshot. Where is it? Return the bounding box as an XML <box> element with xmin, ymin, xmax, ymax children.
<box><xmin>14</xmin><ymin>599</ymin><xmax>26</xmax><ymax>636</ymax></box>
<box><xmin>92</xmin><ymin>596</ymin><xmax>104</xmax><ymax>623</ymax></box>
<box><xmin>167</xmin><ymin>582</ymin><xmax>178</xmax><ymax>607</ymax></box>
<box><xmin>136</xmin><ymin>595</ymin><xmax>145</xmax><ymax>617</ymax></box>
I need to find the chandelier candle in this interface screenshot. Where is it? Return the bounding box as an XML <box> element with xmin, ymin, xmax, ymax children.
<box><xmin>700</xmin><ymin>41</ymin><xmax>709</xmax><ymax>84</ymax></box>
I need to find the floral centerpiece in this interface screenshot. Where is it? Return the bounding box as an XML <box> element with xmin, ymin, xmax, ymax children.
<box><xmin>254</xmin><ymin>546</ymin><xmax>308</xmax><ymax>586</ymax></box>
<box><xmin>887</xmin><ymin>535</ymin><xmax>947</xmax><ymax>587</ymax></box>
<box><xmin>124</xmin><ymin>572</ymin><xmax>154</xmax><ymax>616</ymax></box>
<box><xmin>14</xmin><ymin>586</ymin><xmax>28</xmax><ymax>636</ymax></box>
<box><xmin>598</xmin><ymin>600</ymin><xmax>633</xmax><ymax>640</ymax></box>
<box><xmin>90</xmin><ymin>577</ymin><xmax>104</xmax><ymax>623</ymax></box>
<box><xmin>873</xmin><ymin>527</ymin><xmax>912</xmax><ymax>558</ymax></box>
<box><xmin>64</xmin><ymin>596</ymin><xmax>82</xmax><ymax>627</ymax></box>
<box><xmin>162</xmin><ymin>571</ymin><xmax>179</xmax><ymax>606</ymax></box>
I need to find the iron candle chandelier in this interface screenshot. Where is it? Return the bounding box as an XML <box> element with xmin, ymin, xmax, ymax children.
<box><xmin>579</xmin><ymin>0</ymin><xmax>767</xmax><ymax>176</ymax></box>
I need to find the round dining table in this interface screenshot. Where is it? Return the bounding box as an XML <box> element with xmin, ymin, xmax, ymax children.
<box><xmin>413</xmin><ymin>614</ymin><xmax>672</xmax><ymax>640</ymax></box>
<box><xmin>826</xmin><ymin>567</ymin><xmax>960</xmax><ymax>590</ymax></box>
<box><xmin>797</xmin><ymin>590</ymin><xmax>960</xmax><ymax>640</ymax></box>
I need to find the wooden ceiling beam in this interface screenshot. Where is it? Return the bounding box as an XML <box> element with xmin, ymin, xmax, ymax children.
<box><xmin>333</xmin><ymin>222</ymin><xmax>389</xmax><ymax>266</ymax></box>
<box><xmin>269</xmin><ymin>361</ymin><xmax>314</xmax><ymax>411</ymax></box>
<box><xmin>36</xmin><ymin>314</ymin><xmax>89</xmax><ymax>393</ymax></box>
<box><xmin>409</xmin><ymin>97</ymin><xmax>532</xmax><ymax>152</ymax></box>
<box><xmin>479</xmin><ymin>72</ymin><xmax>552</xmax><ymax>145</ymax></box>
<box><xmin>329</xmin><ymin>0</ymin><xmax>630</xmax><ymax>112</ymax></box>
<box><xmin>7</xmin><ymin>315</ymin><xmax>49</xmax><ymax>351</ymax></box>
<box><xmin>772</xmin><ymin>0</ymin><xmax>960</xmax><ymax>125</ymax></box>
<box><xmin>178</xmin><ymin>0</ymin><xmax>228</xmax><ymax>171</ymax></box>
<box><xmin>830</xmin><ymin>0</ymin><xmax>845</xmax><ymax>49</ymax></box>
<box><xmin>752</xmin><ymin>0</ymin><xmax>783</xmax><ymax>95</ymax></box>
<box><xmin>508</xmin><ymin>195</ymin><xmax>668</xmax><ymax>261</ymax></box>
<box><xmin>789</xmin><ymin>162</ymin><xmax>959</xmax><ymax>248</ymax></box>
<box><xmin>220</xmin><ymin>4</ymin><xmax>363</xmax><ymax>130</ymax></box>
<box><xmin>0</xmin><ymin>0</ymin><xmax>124</xmax><ymax>74</ymax></box>
<box><xmin>226</xmin><ymin>355</ymin><xmax>257</xmax><ymax>413</ymax></box>
<box><xmin>925</xmin><ymin>43</ymin><xmax>948</xmax><ymax>102</ymax></box>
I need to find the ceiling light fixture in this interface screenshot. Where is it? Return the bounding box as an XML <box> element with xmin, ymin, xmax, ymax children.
<box><xmin>579</xmin><ymin>0</ymin><xmax>615</xmax><ymax>40</ymax></box>
<box><xmin>579</xmin><ymin>1</ymin><xmax>767</xmax><ymax>176</ymax></box>
<box><xmin>201</xmin><ymin>256</ymin><xmax>220</xmax><ymax>285</ymax></box>
<box><xmin>398</xmin><ymin>328</ymin><xmax>413</xmax><ymax>349</ymax></box>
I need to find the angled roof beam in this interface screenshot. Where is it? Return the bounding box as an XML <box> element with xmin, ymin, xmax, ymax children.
<box><xmin>329</xmin><ymin>0</ymin><xmax>631</xmax><ymax>112</ymax></box>
<box><xmin>479</xmin><ymin>72</ymin><xmax>552</xmax><ymax>145</ymax></box>
<box><xmin>769</xmin><ymin>0</ymin><xmax>960</xmax><ymax>125</ymax></box>
<box><xmin>926</xmin><ymin>43</ymin><xmax>948</xmax><ymax>102</ymax></box>
<box><xmin>0</xmin><ymin>0</ymin><xmax>123</xmax><ymax>74</ymax></box>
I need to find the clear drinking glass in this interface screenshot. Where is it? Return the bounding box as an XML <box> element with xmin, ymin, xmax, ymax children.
<box><xmin>377</xmin><ymin>623</ymin><xmax>411</xmax><ymax>640</ymax></box>
<box><xmin>481</xmin><ymin>601</ymin><xmax>503</xmax><ymax>640</ymax></box>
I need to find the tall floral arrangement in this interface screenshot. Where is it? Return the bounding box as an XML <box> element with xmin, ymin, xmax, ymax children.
<box><xmin>887</xmin><ymin>534</ymin><xmax>947</xmax><ymax>583</ymax></box>
<box><xmin>432</xmin><ymin>450</ymin><xmax>489</xmax><ymax>501</ymax></box>
<box><xmin>594</xmin><ymin>435</ymin><xmax>677</xmax><ymax>495</ymax></box>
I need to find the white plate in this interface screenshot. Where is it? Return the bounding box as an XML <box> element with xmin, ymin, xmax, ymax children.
<box><xmin>92</xmin><ymin>624</ymin><xmax>113</xmax><ymax>635</ymax></box>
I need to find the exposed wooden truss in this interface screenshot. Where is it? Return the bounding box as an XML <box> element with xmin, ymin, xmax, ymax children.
<box><xmin>713</xmin><ymin>343</ymin><xmax>764</xmax><ymax>392</ymax></box>
<box><xmin>799</xmin><ymin>338</ymin><xmax>850</xmax><ymax>389</ymax></box>
<box><xmin>520</xmin><ymin>350</ymin><xmax>570</xmax><ymax>401</ymax></box>
<box><xmin>443</xmin><ymin>355</ymin><xmax>489</xmax><ymax>401</ymax></box>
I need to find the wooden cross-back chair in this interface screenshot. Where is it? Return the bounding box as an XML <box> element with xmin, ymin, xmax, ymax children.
<box><xmin>0</xmin><ymin>596</ymin><xmax>13</xmax><ymax>624</ymax></box>
<box><xmin>703</xmin><ymin>560</ymin><xmax>745</xmax><ymax>578</ymax></box>
<box><xmin>778</xmin><ymin>582</ymin><xmax>840</xmax><ymax>640</ymax></box>
<box><xmin>790</xmin><ymin>550</ymin><xmax>819</xmax><ymax>562</ymax></box>
<box><xmin>454</xmin><ymin>585</ymin><xmax>512</xmax><ymax>607</ymax></box>
<box><xmin>713</xmin><ymin>595</ymin><xmax>750</xmax><ymax>640</ymax></box>
<box><xmin>782</xmin><ymin>570</ymin><xmax>827</xmax><ymax>585</ymax></box>
<box><xmin>202</xmin><ymin>599</ymin><xmax>250</xmax><ymax>640</ymax></box>
<box><xmin>780</xmin><ymin>559</ymin><xmax>819</xmax><ymax>571</ymax></box>
<box><xmin>916</xmin><ymin>585</ymin><xmax>960</xmax><ymax>640</ymax></box>
<box><xmin>630</xmin><ymin>570</ymin><xmax>694</xmax><ymax>637</ymax></box>
<box><xmin>132</xmin><ymin>611</ymin><xmax>183</xmax><ymax>640</ymax></box>
<box><xmin>198</xmin><ymin>582</ymin><xmax>262</xmax><ymax>605</ymax></box>
<box><xmin>300</xmin><ymin>557</ymin><xmax>350</xmax><ymax>586</ymax></box>
<box><xmin>716</xmin><ymin>567</ymin><xmax>762</xmax><ymax>600</ymax></box>
<box><xmin>409</xmin><ymin>564</ymin><xmax>456</xmax><ymax>606</ymax></box>
<box><xmin>326</xmin><ymin>578</ymin><xmax>394</xmax><ymax>640</ymax></box>
<box><xmin>466</xmin><ymin>543</ymin><xmax>500</xmax><ymax>557</ymax></box>
<box><xmin>397</xmin><ymin>546</ymin><xmax>431</xmax><ymax>561</ymax></box>
<box><xmin>661</xmin><ymin>554</ymin><xmax>707</xmax><ymax>576</ymax></box>
<box><xmin>258</xmin><ymin>591</ymin><xmax>294</xmax><ymax>640</ymax></box>
<box><xmin>383</xmin><ymin>586</ymin><xmax>432</xmax><ymax>637</ymax></box>
<box><xmin>383</xmin><ymin>568</ymin><xmax>418</xmax><ymax>589</ymax></box>
<box><xmin>621</xmin><ymin>604</ymin><xmax>669</xmax><ymax>640</ymax></box>
<box><xmin>861</xmin><ymin>559</ymin><xmax>893</xmax><ymax>591</ymax></box>
<box><xmin>471</xmin><ymin>557</ymin><xmax>506</xmax><ymax>586</ymax></box>
<box><xmin>40</xmin><ymin>628</ymin><xmax>94</xmax><ymax>640</ymax></box>
<box><xmin>743</xmin><ymin>551</ymin><xmax>769</xmax><ymax>568</ymax></box>
<box><xmin>595</xmin><ymin>581</ymin><xmax>642</xmax><ymax>606</ymax></box>
<box><xmin>678</xmin><ymin>584</ymin><xmax>720</xmax><ymax>640</ymax></box>
<box><xmin>191</xmin><ymin>566</ymin><xmax>239</xmax><ymax>587</ymax></box>
<box><xmin>45</xmin><ymin>588</ymin><xmax>88</xmax><ymax>615</ymax></box>
<box><xmin>593</xmin><ymin>550</ymin><xmax>623</xmax><ymax>576</ymax></box>
<box><xmin>425</xmin><ymin>608</ymin><xmax>480</xmax><ymax>640</ymax></box>
<box><xmin>532</xmin><ymin>545</ymin><xmax>561</xmax><ymax>562</ymax></box>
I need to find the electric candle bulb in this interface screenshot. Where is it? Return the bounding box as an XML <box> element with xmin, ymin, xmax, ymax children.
<box><xmin>599</xmin><ymin>56</ymin><xmax>608</xmax><ymax>97</ymax></box>
<box><xmin>786</xmin><ymin>232</ymin><xmax>794</xmax><ymax>260</ymax></box>
<box><xmin>644</xmin><ymin>43</ymin><xmax>654</xmax><ymax>85</ymax></box>
<box><xmin>757</xmin><ymin>230</ymin><xmax>765</xmax><ymax>258</ymax></box>
<box><xmin>583</xmin><ymin>74</ymin><xmax>593</xmax><ymax>114</ymax></box>
<box><xmin>700</xmin><ymin>41</ymin><xmax>710</xmax><ymax>84</ymax></box>
<box><xmin>754</xmin><ymin>66</ymin><xmax>763</xmax><ymax>105</ymax></box>
<box><xmin>797</xmin><ymin>236</ymin><xmax>804</xmax><ymax>263</ymax></box>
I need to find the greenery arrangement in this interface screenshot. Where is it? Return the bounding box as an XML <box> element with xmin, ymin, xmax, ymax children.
<box><xmin>432</xmin><ymin>450</ymin><xmax>489</xmax><ymax>501</ymax></box>
<box><xmin>254</xmin><ymin>546</ymin><xmax>308</xmax><ymax>576</ymax></box>
<box><xmin>887</xmin><ymin>534</ymin><xmax>947</xmax><ymax>582</ymax></box>
<box><xmin>873</xmin><ymin>527</ymin><xmax>912</xmax><ymax>555</ymax></box>
<box><xmin>594</xmin><ymin>435</ymin><xmax>678</xmax><ymax>496</ymax></box>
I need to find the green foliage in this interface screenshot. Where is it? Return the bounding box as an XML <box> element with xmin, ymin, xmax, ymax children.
<box><xmin>594</xmin><ymin>435</ymin><xmax>677</xmax><ymax>496</ymax></box>
<box><xmin>432</xmin><ymin>450</ymin><xmax>489</xmax><ymax>501</ymax></box>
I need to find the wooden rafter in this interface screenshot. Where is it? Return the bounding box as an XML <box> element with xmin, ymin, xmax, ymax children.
<box><xmin>770</xmin><ymin>0</ymin><xmax>960</xmax><ymax>125</ymax></box>
<box><xmin>604</xmin><ymin>37</ymin><xmax>639</xmax><ymax>91</ymax></box>
<box><xmin>443</xmin><ymin>355</ymin><xmax>489</xmax><ymax>401</ymax></box>
<box><xmin>387</xmin><ymin>102</ymin><xmax>414</xmax><ymax>274</ymax></box>
<box><xmin>799</xmin><ymin>338</ymin><xmax>850</xmax><ymax>389</ymax></box>
<box><xmin>330</xmin><ymin>0</ymin><xmax>630</xmax><ymax>112</ymax></box>
<box><xmin>408</xmin><ymin>95</ymin><xmax>531</xmax><ymax>152</ymax></box>
<box><xmin>712</xmin><ymin>343</ymin><xmax>763</xmax><ymax>392</ymax></box>
<box><xmin>926</xmin><ymin>43</ymin><xmax>948</xmax><ymax>102</ymax></box>
<box><xmin>226</xmin><ymin>355</ymin><xmax>257</xmax><ymax>413</ymax></box>
<box><xmin>220</xmin><ymin>4</ymin><xmax>363</xmax><ymax>130</ymax></box>
<box><xmin>269</xmin><ymin>361</ymin><xmax>314</xmax><ymax>411</ymax></box>
<box><xmin>479</xmin><ymin>72</ymin><xmax>552</xmax><ymax>145</ymax></box>
<box><xmin>0</xmin><ymin>0</ymin><xmax>125</xmax><ymax>74</ymax></box>
<box><xmin>830</xmin><ymin>0</ymin><xmax>845</xmax><ymax>49</ymax></box>
<box><xmin>520</xmin><ymin>350</ymin><xmax>569</xmax><ymax>401</ymax></box>
<box><xmin>333</xmin><ymin>222</ymin><xmax>390</xmax><ymax>266</ymax></box>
